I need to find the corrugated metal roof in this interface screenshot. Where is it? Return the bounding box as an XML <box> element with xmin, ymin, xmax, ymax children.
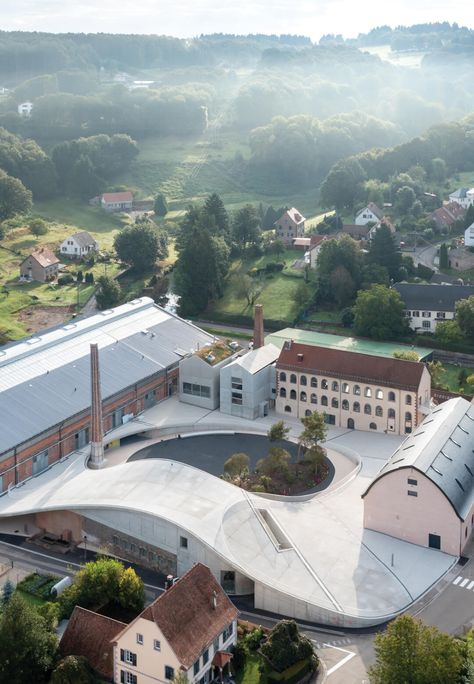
<box><xmin>0</xmin><ymin>298</ymin><xmax>213</xmax><ymax>455</ymax></box>
<box><xmin>363</xmin><ymin>397</ymin><xmax>474</xmax><ymax>520</ymax></box>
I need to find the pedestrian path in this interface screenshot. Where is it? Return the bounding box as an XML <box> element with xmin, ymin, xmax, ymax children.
<box><xmin>452</xmin><ymin>575</ymin><xmax>474</xmax><ymax>590</ymax></box>
<box><xmin>312</xmin><ymin>636</ymin><xmax>353</xmax><ymax>650</ymax></box>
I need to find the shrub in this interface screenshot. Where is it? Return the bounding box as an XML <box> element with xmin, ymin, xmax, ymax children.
<box><xmin>231</xmin><ymin>643</ymin><xmax>246</xmax><ymax>671</ymax></box>
<box><xmin>246</xmin><ymin>627</ymin><xmax>265</xmax><ymax>650</ymax></box>
<box><xmin>261</xmin><ymin>620</ymin><xmax>313</xmax><ymax>673</ymax></box>
<box><xmin>57</xmin><ymin>273</ymin><xmax>74</xmax><ymax>286</ymax></box>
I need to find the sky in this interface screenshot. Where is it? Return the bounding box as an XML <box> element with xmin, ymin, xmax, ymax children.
<box><xmin>1</xmin><ymin>0</ymin><xmax>473</xmax><ymax>40</ymax></box>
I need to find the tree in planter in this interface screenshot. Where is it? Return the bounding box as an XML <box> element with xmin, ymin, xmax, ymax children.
<box><xmin>223</xmin><ymin>453</ymin><xmax>250</xmax><ymax>479</ymax></box>
<box><xmin>256</xmin><ymin>447</ymin><xmax>291</xmax><ymax>478</ymax></box>
<box><xmin>95</xmin><ymin>275</ymin><xmax>121</xmax><ymax>310</ymax></box>
<box><xmin>267</xmin><ymin>420</ymin><xmax>290</xmax><ymax>443</ymax></box>
<box><xmin>260</xmin><ymin>619</ymin><xmax>314</xmax><ymax>673</ymax></box>
<box><xmin>298</xmin><ymin>411</ymin><xmax>327</xmax><ymax>457</ymax></box>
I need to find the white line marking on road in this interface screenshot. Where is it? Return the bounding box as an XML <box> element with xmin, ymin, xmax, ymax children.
<box><xmin>453</xmin><ymin>576</ymin><xmax>462</xmax><ymax>585</ymax></box>
<box><xmin>468</xmin><ymin>581</ymin><xmax>474</xmax><ymax>590</ymax></box>
<box><xmin>460</xmin><ymin>578</ymin><xmax>469</xmax><ymax>587</ymax></box>
<box><xmin>323</xmin><ymin>644</ymin><xmax>356</xmax><ymax>676</ymax></box>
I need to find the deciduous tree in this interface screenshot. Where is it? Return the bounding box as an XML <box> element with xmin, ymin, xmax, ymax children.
<box><xmin>114</xmin><ymin>221</ymin><xmax>167</xmax><ymax>272</ymax></box>
<box><xmin>354</xmin><ymin>285</ymin><xmax>407</xmax><ymax>340</ymax></box>
<box><xmin>456</xmin><ymin>296</ymin><xmax>474</xmax><ymax>338</ymax></box>
<box><xmin>0</xmin><ymin>171</ymin><xmax>32</xmax><ymax>220</ymax></box>
<box><xmin>223</xmin><ymin>453</ymin><xmax>250</xmax><ymax>478</ymax></box>
<box><xmin>267</xmin><ymin>420</ymin><xmax>290</xmax><ymax>442</ymax></box>
<box><xmin>95</xmin><ymin>275</ymin><xmax>122</xmax><ymax>310</ymax></box>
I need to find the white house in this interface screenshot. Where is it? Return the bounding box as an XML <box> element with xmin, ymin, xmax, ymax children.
<box><xmin>17</xmin><ymin>101</ymin><xmax>33</xmax><ymax>117</ymax></box>
<box><xmin>220</xmin><ymin>343</ymin><xmax>279</xmax><ymax>420</ymax></box>
<box><xmin>101</xmin><ymin>191</ymin><xmax>133</xmax><ymax>212</ymax></box>
<box><xmin>465</xmin><ymin>222</ymin><xmax>474</xmax><ymax>247</ymax></box>
<box><xmin>60</xmin><ymin>231</ymin><xmax>99</xmax><ymax>259</ymax></box>
<box><xmin>393</xmin><ymin>283</ymin><xmax>474</xmax><ymax>333</ymax></box>
<box><xmin>354</xmin><ymin>202</ymin><xmax>384</xmax><ymax>226</ymax></box>
<box><xmin>449</xmin><ymin>187</ymin><xmax>474</xmax><ymax>209</ymax></box>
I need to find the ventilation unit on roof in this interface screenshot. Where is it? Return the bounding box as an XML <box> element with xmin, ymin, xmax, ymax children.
<box><xmin>229</xmin><ymin>341</ymin><xmax>239</xmax><ymax>350</ymax></box>
<box><xmin>206</xmin><ymin>353</ymin><xmax>215</xmax><ymax>363</ymax></box>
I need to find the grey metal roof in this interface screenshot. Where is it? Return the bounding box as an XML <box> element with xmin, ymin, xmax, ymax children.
<box><xmin>71</xmin><ymin>231</ymin><xmax>96</xmax><ymax>248</ymax></box>
<box><xmin>363</xmin><ymin>398</ymin><xmax>474</xmax><ymax>520</ymax></box>
<box><xmin>394</xmin><ymin>283</ymin><xmax>474</xmax><ymax>312</ymax></box>
<box><xmin>0</xmin><ymin>299</ymin><xmax>213</xmax><ymax>455</ymax></box>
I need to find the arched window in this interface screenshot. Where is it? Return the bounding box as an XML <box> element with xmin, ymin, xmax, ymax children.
<box><xmin>280</xmin><ymin>387</ymin><xmax>286</xmax><ymax>398</ymax></box>
<box><xmin>332</xmin><ymin>381</ymin><xmax>339</xmax><ymax>391</ymax></box>
<box><xmin>388</xmin><ymin>408</ymin><xmax>395</xmax><ymax>419</ymax></box>
<box><xmin>364</xmin><ymin>387</ymin><xmax>372</xmax><ymax>398</ymax></box>
<box><xmin>321</xmin><ymin>379</ymin><xmax>328</xmax><ymax>390</ymax></box>
<box><xmin>406</xmin><ymin>394</ymin><xmax>412</xmax><ymax>405</ymax></box>
<box><xmin>342</xmin><ymin>383</ymin><xmax>350</xmax><ymax>393</ymax></box>
<box><xmin>364</xmin><ymin>404</ymin><xmax>371</xmax><ymax>415</ymax></box>
<box><xmin>353</xmin><ymin>385</ymin><xmax>361</xmax><ymax>395</ymax></box>
<box><xmin>305</xmin><ymin>409</ymin><xmax>312</xmax><ymax>417</ymax></box>
<box><xmin>290</xmin><ymin>389</ymin><xmax>297</xmax><ymax>400</ymax></box>
<box><xmin>321</xmin><ymin>395</ymin><xmax>328</xmax><ymax>407</ymax></box>
<box><xmin>353</xmin><ymin>402</ymin><xmax>360</xmax><ymax>413</ymax></box>
<box><xmin>290</xmin><ymin>374</ymin><xmax>297</xmax><ymax>384</ymax></box>
<box><xmin>311</xmin><ymin>377</ymin><xmax>318</xmax><ymax>388</ymax></box>
<box><xmin>285</xmin><ymin>405</ymin><xmax>292</xmax><ymax>413</ymax></box>
<box><xmin>342</xmin><ymin>399</ymin><xmax>349</xmax><ymax>410</ymax></box>
<box><xmin>300</xmin><ymin>375</ymin><xmax>307</xmax><ymax>386</ymax></box>
<box><xmin>369</xmin><ymin>422</ymin><xmax>377</xmax><ymax>430</ymax></box>
<box><xmin>300</xmin><ymin>391</ymin><xmax>307</xmax><ymax>402</ymax></box>
<box><xmin>405</xmin><ymin>411</ymin><xmax>412</xmax><ymax>422</ymax></box>
<box><xmin>331</xmin><ymin>398</ymin><xmax>339</xmax><ymax>408</ymax></box>
<box><xmin>311</xmin><ymin>393</ymin><xmax>317</xmax><ymax>404</ymax></box>
<box><xmin>376</xmin><ymin>389</ymin><xmax>383</xmax><ymax>400</ymax></box>
<box><xmin>375</xmin><ymin>406</ymin><xmax>383</xmax><ymax>417</ymax></box>
<box><xmin>279</xmin><ymin>372</ymin><xmax>286</xmax><ymax>382</ymax></box>
<box><xmin>388</xmin><ymin>391</ymin><xmax>395</xmax><ymax>402</ymax></box>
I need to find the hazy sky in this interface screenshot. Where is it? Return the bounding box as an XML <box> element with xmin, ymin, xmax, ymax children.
<box><xmin>1</xmin><ymin>0</ymin><xmax>473</xmax><ymax>40</ymax></box>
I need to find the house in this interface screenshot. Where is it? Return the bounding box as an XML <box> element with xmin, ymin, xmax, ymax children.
<box><xmin>448</xmin><ymin>247</ymin><xmax>474</xmax><ymax>272</ymax></box>
<box><xmin>275</xmin><ymin>340</ymin><xmax>431</xmax><ymax>435</ymax></box>
<box><xmin>113</xmin><ymin>563</ymin><xmax>238</xmax><ymax>684</ymax></box>
<box><xmin>393</xmin><ymin>283</ymin><xmax>474</xmax><ymax>333</ymax></box>
<box><xmin>60</xmin><ymin>606</ymin><xmax>126</xmax><ymax>682</ymax></box>
<box><xmin>430</xmin><ymin>201</ymin><xmax>466</xmax><ymax>232</ymax></box>
<box><xmin>341</xmin><ymin>223</ymin><xmax>371</xmax><ymax>240</ymax></box>
<box><xmin>465</xmin><ymin>222</ymin><xmax>474</xmax><ymax>247</ymax></box>
<box><xmin>220</xmin><ymin>343</ymin><xmax>279</xmax><ymax>419</ymax></box>
<box><xmin>19</xmin><ymin>247</ymin><xmax>59</xmax><ymax>282</ymax></box>
<box><xmin>354</xmin><ymin>202</ymin><xmax>383</xmax><ymax>226</ymax></box>
<box><xmin>60</xmin><ymin>231</ymin><xmax>99</xmax><ymax>259</ymax></box>
<box><xmin>363</xmin><ymin>397</ymin><xmax>474</xmax><ymax>556</ymax></box>
<box><xmin>449</xmin><ymin>187</ymin><xmax>474</xmax><ymax>209</ymax></box>
<box><xmin>17</xmin><ymin>101</ymin><xmax>33</xmax><ymax>117</ymax></box>
<box><xmin>368</xmin><ymin>217</ymin><xmax>396</xmax><ymax>241</ymax></box>
<box><xmin>274</xmin><ymin>208</ymin><xmax>306</xmax><ymax>245</ymax></box>
<box><xmin>101</xmin><ymin>192</ymin><xmax>133</xmax><ymax>213</ymax></box>
<box><xmin>306</xmin><ymin>235</ymin><xmax>330</xmax><ymax>268</ymax></box>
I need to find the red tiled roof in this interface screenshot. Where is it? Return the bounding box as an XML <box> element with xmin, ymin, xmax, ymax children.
<box><xmin>212</xmin><ymin>651</ymin><xmax>233</xmax><ymax>669</ymax></box>
<box><xmin>102</xmin><ymin>191</ymin><xmax>133</xmax><ymax>203</ymax></box>
<box><xmin>277</xmin><ymin>341</ymin><xmax>425</xmax><ymax>390</ymax></box>
<box><xmin>27</xmin><ymin>247</ymin><xmax>59</xmax><ymax>268</ymax></box>
<box><xmin>138</xmin><ymin>564</ymin><xmax>238</xmax><ymax>669</ymax></box>
<box><xmin>60</xmin><ymin>606</ymin><xmax>126</xmax><ymax>680</ymax></box>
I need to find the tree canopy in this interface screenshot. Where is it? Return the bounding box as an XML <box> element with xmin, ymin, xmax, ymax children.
<box><xmin>456</xmin><ymin>296</ymin><xmax>474</xmax><ymax>338</ymax></box>
<box><xmin>114</xmin><ymin>220</ymin><xmax>167</xmax><ymax>272</ymax></box>
<box><xmin>0</xmin><ymin>170</ymin><xmax>32</xmax><ymax>220</ymax></box>
<box><xmin>95</xmin><ymin>275</ymin><xmax>122</xmax><ymax>310</ymax></box>
<box><xmin>353</xmin><ymin>284</ymin><xmax>407</xmax><ymax>340</ymax></box>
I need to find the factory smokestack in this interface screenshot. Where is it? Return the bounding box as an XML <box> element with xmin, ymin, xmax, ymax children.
<box><xmin>253</xmin><ymin>304</ymin><xmax>264</xmax><ymax>350</ymax></box>
<box><xmin>89</xmin><ymin>343</ymin><xmax>105</xmax><ymax>469</ymax></box>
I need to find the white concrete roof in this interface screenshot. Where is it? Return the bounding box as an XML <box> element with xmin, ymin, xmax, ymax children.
<box><xmin>226</xmin><ymin>344</ymin><xmax>280</xmax><ymax>375</ymax></box>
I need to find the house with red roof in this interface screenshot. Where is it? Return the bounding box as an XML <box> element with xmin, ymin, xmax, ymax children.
<box><xmin>101</xmin><ymin>191</ymin><xmax>133</xmax><ymax>213</ymax></box>
<box><xmin>430</xmin><ymin>201</ymin><xmax>466</xmax><ymax>232</ymax></box>
<box><xmin>19</xmin><ymin>247</ymin><xmax>59</xmax><ymax>282</ymax></box>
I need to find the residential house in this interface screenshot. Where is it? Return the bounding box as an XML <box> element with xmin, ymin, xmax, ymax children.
<box><xmin>220</xmin><ymin>343</ymin><xmax>279</xmax><ymax>419</ymax></box>
<box><xmin>465</xmin><ymin>222</ymin><xmax>474</xmax><ymax>247</ymax></box>
<box><xmin>341</xmin><ymin>224</ymin><xmax>370</xmax><ymax>240</ymax></box>
<box><xmin>17</xmin><ymin>101</ymin><xmax>33</xmax><ymax>117</ymax></box>
<box><xmin>60</xmin><ymin>231</ymin><xmax>99</xmax><ymax>259</ymax></box>
<box><xmin>354</xmin><ymin>202</ymin><xmax>384</xmax><ymax>226</ymax></box>
<box><xmin>393</xmin><ymin>283</ymin><xmax>474</xmax><ymax>333</ymax></box>
<box><xmin>101</xmin><ymin>192</ymin><xmax>133</xmax><ymax>213</ymax></box>
<box><xmin>449</xmin><ymin>187</ymin><xmax>474</xmax><ymax>209</ymax></box>
<box><xmin>60</xmin><ymin>606</ymin><xmax>126</xmax><ymax>682</ymax></box>
<box><xmin>368</xmin><ymin>217</ymin><xmax>396</xmax><ymax>241</ymax></box>
<box><xmin>448</xmin><ymin>247</ymin><xmax>474</xmax><ymax>272</ymax></box>
<box><xmin>430</xmin><ymin>201</ymin><xmax>466</xmax><ymax>232</ymax></box>
<box><xmin>363</xmin><ymin>397</ymin><xmax>474</xmax><ymax>556</ymax></box>
<box><xmin>274</xmin><ymin>208</ymin><xmax>306</xmax><ymax>245</ymax></box>
<box><xmin>19</xmin><ymin>247</ymin><xmax>59</xmax><ymax>282</ymax></box>
<box><xmin>306</xmin><ymin>234</ymin><xmax>330</xmax><ymax>268</ymax></box>
<box><xmin>276</xmin><ymin>340</ymin><xmax>431</xmax><ymax>435</ymax></box>
<box><xmin>113</xmin><ymin>563</ymin><xmax>238</xmax><ymax>684</ymax></box>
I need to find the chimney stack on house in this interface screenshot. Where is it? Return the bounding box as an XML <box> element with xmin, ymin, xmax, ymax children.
<box><xmin>253</xmin><ymin>304</ymin><xmax>264</xmax><ymax>350</ymax></box>
<box><xmin>89</xmin><ymin>343</ymin><xmax>105</xmax><ymax>469</ymax></box>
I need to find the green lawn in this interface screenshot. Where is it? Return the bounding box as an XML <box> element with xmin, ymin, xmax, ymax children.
<box><xmin>15</xmin><ymin>589</ymin><xmax>48</xmax><ymax>608</ymax></box>
<box><xmin>440</xmin><ymin>363</ymin><xmax>473</xmax><ymax>393</ymax></box>
<box><xmin>235</xmin><ymin>653</ymin><xmax>266</xmax><ymax>684</ymax></box>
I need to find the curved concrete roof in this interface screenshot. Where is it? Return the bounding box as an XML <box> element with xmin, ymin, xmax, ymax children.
<box><xmin>363</xmin><ymin>398</ymin><xmax>474</xmax><ymax>520</ymax></box>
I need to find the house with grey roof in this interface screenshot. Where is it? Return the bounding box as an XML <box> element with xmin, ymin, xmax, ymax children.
<box><xmin>393</xmin><ymin>282</ymin><xmax>474</xmax><ymax>333</ymax></box>
<box><xmin>363</xmin><ymin>397</ymin><xmax>474</xmax><ymax>556</ymax></box>
<box><xmin>60</xmin><ymin>231</ymin><xmax>99</xmax><ymax>259</ymax></box>
<box><xmin>449</xmin><ymin>187</ymin><xmax>474</xmax><ymax>209</ymax></box>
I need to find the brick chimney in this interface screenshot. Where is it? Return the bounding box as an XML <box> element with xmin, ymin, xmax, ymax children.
<box><xmin>253</xmin><ymin>304</ymin><xmax>264</xmax><ymax>350</ymax></box>
<box><xmin>89</xmin><ymin>343</ymin><xmax>105</xmax><ymax>469</ymax></box>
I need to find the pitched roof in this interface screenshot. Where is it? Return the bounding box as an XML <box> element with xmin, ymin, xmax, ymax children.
<box><xmin>225</xmin><ymin>343</ymin><xmax>280</xmax><ymax>375</ymax></box>
<box><xmin>450</xmin><ymin>187</ymin><xmax>468</xmax><ymax>199</ymax></box>
<box><xmin>24</xmin><ymin>247</ymin><xmax>59</xmax><ymax>268</ymax></box>
<box><xmin>356</xmin><ymin>203</ymin><xmax>383</xmax><ymax>220</ymax></box>
<box><xmin>445</xmin><ymin>201</ymin><xmax>466</xmax><ymax>220</ymax></box>
<box><xmin>60</xmin><ymin>606</ymin><xmax>126</xmax><ymax>680</ymax></box>
<box><xmin>393</xmin><ymin>283</ymin><xmax>474</xmax><ymax>312</ymax></box>
<box><xmin>276</xmin><ymin>207</ymin><xmax>305</xmax><ymax>225</ymax></box>
<box><xmin>70</xmin><ymin>231</ymin><xmax>97</xmax><ymax>248</ymax></box>
<box><xmin>431</xmin><ymin>206</ymin><xmax>457</xmax><ymax>227</ymax></box>
<box><xmin>342</xmin><ymin>223</ymin><xmax>370</xmax><ymax>236</ymax></box>
<box><xmin>102</xmin><ymin>191</ymin><xmax>133</xmax><ymax>203</ymax></box>
<box><xmin>363</xmin><ymin>397</ymin><xmax>474</xmax><ymax>520</ymax></box>
<box><xmin>137</xmin><ymin>563</ymin><xmax>238</xmax><ymax>669</ymax></box>
<box><xmin>277</xmin><ymin>341</ymin><xmax>426</xmax><ymax>390</ymax></box>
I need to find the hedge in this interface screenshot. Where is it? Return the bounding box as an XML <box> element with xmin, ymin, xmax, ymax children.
<box><xmin>267</xmin><ymin>658</ymin><xmax>314</xmax><ymax>684</ymax></box>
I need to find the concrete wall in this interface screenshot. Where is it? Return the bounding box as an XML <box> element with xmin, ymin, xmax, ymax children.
<box><xmin>179</xmin><ymin>355</ymin><xmax>222</xmax><ymax>410</ymax></box>
<box><xmin>363</xmin><ymin>468</ymin><xmax>462</xmax><ymax>556</ymax></box>
<box><xmin>220</xmin><ymin>362</ymin><xmax>276</xmax><ymax>420</ymax></box>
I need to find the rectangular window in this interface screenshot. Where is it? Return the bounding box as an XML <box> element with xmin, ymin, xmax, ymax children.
<box><xmin>165</xmin><ymin>666</ymin><xmax>175</xmax><ymax>680</ymax></box>
<box><xmin>203</xmin><ymin>649</ymin><xmax>209</xmax><ymax>665</ymax></box>
<box><xmin>32</xmin><ymin>450</ymin><xmax>48</xmax><ymax>476</ymax></box>
<box><xmin>407</xmin><ymin>478</ymin><xmax>417</xmax><ymax>486</ymax></box>
<box><xmin>407</xmin><ymin>490</ymin><xmax>418</xmax><ymax>497</ymax></box>
<box><xmin>422</xmin><ymin>311</ymin><xmax>431</xmax><ymax>318</ymax></box>
<box><xmin>182</xmin><ymin>382</ymin><xmax>211</xmax><ymax>399</ymax></box>
<box><xmin>120</xmin><ymin>671</ymin><xmax>137</xmax><ymax>684</ymax></box>
<box><xmin>436</xmin><ymin>312</ymin><xmax>445</xmax><ymax>319</ymax></box>
<box><xmin>154</xmin><ymin>639</ymin><xmax>161</xmax><ymax>651</ymax></box>
<box><xmin>422</xmin><ymin>320</ymin><xmax>431</xmax><ymax>329</ymax></box>
<box><xmin>180</xmin><ymin>536</ymin><xmax>188</xmax><ymax>549</ymax></box>
<box><xmin>413</xmin><ymin>311</ymin><xmax>420</xmax><ymax>317</ymax></box>
<box><xmin>231</xmin><ymin>377</ymin><xmax>243</xmax><ymax>390</ymax></box>
<box><xmin>194</xmin><ymin>660</ymin><xmax>200</xmax><ymax>675</ymax></box>
<box><xmin>136</xmin><ymin>633</ymin><xmax>143</xmax><ymax>645</ymax></box>
<box><xmin>120</xmin><ymin>649</ymin><xmax>137</xmax><ymax>666</ymax></box>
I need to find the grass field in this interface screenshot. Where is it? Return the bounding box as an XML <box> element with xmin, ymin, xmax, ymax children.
<box><xmin>439</xmin><ymin>363</ymin><xmax>473</xmax><ymax>393</ymax></box>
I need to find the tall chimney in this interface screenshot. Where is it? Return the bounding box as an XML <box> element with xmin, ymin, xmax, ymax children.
<box><xmin>89</xmin><ymin>343</ymin><xmax>105</xmax><ymax>469</ymax></box>
<box><xmin>253</xmin><ymin>304</ymin><xmax>264</xmax><ymax>350</ymax></box>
